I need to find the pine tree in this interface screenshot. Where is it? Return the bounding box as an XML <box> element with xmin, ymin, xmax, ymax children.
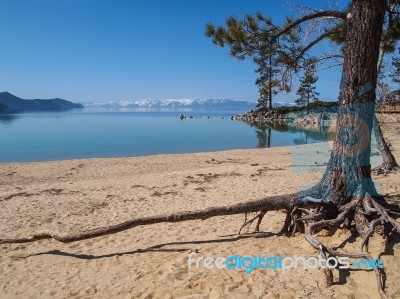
<box><xmin>295</xmin><ymin>62</ymin><xmax>319</xmax><ymax>108</ymax></box>
<box><xmin>205</xmin><ymin>14</ymin><xmax>287</xmax><ymax>111</ymax></box>
<box><xmin>255</xmin><ymin>41</ymin><xmax>280</xmax><ymax>110</ymax></box>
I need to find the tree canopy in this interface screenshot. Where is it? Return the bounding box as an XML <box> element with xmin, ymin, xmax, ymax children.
<box><xmin>205</xmin><ymin>1</ymin><xmax>400</xmax><ymax>104</ymax></box>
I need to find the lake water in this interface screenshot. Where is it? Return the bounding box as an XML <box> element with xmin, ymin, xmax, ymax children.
<box><xmin>0</xmin><ymin>109</ymin><xmax>334</xmax><ymax>163</ymax></box>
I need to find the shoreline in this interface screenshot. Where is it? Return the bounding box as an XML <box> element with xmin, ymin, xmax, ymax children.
<box><xmin>0</xmin><ymin>146</ymin><xmax>291</xmax><ymax>166</ymax></box>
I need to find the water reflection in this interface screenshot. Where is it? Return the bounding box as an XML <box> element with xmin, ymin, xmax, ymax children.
<box><xmin>289</xmin><ymin>125</ymin><xmax>334</xmax><ymax>145</ymax></box>
<box><xmin>0</xmin><ymin>114</ymin><xmax>19</xmax><ymax>124</ymax></box>
<box><xmin>246</xmin><ymin>122</ymin><xmax>272</xmax><ymax>148</ymax></box>
<box><xmin>243</xmin><ymin>120</ymin><xmax>335</xmax><ymax>148</ymax></box>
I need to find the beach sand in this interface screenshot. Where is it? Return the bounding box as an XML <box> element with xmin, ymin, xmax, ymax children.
<box><xmin>0</xmin><ymin>115</ymin><xmax>399</xmax><ymax>299</ymax></box>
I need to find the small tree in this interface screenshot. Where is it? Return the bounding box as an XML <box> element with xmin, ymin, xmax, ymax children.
<box><xmin>256</xmin><ymin>94</ymin><xmax>269</xmax><ymax>110</ymax></box>
<box><xmin>295</xmin><ymin>61</ymin><xmax>319</xmax><ymax>108</ymax></box>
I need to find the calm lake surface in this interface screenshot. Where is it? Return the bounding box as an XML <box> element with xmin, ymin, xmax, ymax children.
<box><xmin>0</xmin><ymin>109</ymin><xmax>334</xmax><ymax>163</ymax></box>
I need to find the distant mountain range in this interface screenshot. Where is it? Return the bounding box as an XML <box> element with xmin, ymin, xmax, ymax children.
<box><xmin>84</xmin><ymin>98</ymin><xmax>259</xmax><ymax>110</ymax></box>
<box><xmin>0</xmin><ymin>92</ymin><xmax>84</xmax><ymax>112</ymax></box>
<box><xmin>0</xmin><ymin>92</ymin><xmax>297</xmax><ymax>112</ymax></box>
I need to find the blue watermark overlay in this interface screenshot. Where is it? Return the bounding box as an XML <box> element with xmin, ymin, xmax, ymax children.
<box><xmin>188</xmin><ymin>253</ymin><xmax>384</xmax><ymax>274</ymax></box>
<box><xmin>289</xmin><ymin>101</ymin><xmax>384</xmax><ymax>201</ymax></box>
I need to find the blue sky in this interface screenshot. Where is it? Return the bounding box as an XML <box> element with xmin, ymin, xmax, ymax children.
<box><xmin>0</xmin><ymin>0</ymin><xmax>347</xmax><ymax>103</ymax></box>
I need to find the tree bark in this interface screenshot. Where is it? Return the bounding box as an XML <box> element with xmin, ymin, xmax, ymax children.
<box><xmin>375</xmin><ymin>31</ymin><xmax>399</xmax><ymax>174</ymax></box>
<box><xmin>374</xmin><ymin>120</ymin><xmax>399</xmax><ymax>174</ymax></box>
<box><xmin>315</xmin><ymin>0</ymin><xmax>386</xmax><ymax>206</ymax></box>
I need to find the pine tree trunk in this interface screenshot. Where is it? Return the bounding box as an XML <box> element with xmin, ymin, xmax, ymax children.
<box><xmin>311</xmin><ymin>0</ymin><xmax>386</xmax><ymax>207</ymax></box>
<box><xmin>268</xmin><ymin>53</ymin><xmax>273</xmax><ymax>110</ymax></box>
<box><xmin>376</xmin><ymin>121</ymin><xmax>399</xmax><ymax>173</ymax></box>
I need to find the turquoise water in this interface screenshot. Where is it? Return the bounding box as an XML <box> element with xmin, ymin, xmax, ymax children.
<box><xmin>0</xmin><ymin>109</ymin><xmax>333</xmax><ymax>163</ymax></box>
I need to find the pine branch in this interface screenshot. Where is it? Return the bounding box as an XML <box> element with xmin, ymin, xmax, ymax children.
<box><xmin>294</xmin><ymin>30</ymin><xmax>344</xmax><ymax>64</ymax></box>
<box><xmin>272</xmin><ymin>11</ymin><xmax>347</xmax><ymax>41</ymax></box>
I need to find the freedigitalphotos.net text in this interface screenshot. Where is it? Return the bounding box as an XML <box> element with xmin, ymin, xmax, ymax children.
<box><xmin>188</xmin><ymin>253</ymin><xmax>383</xmax><ymax>274</ymax></box>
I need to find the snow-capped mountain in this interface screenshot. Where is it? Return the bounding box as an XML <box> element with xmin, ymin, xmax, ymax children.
<box><xmin>273</xmin><ymin>101</ymin><xmax>297</xmax><ymax>107</ymax></box>
<box><xmin>84</xmin><ymin>98</ymin><xmax>257</xmax><ymax>110</ymax></box>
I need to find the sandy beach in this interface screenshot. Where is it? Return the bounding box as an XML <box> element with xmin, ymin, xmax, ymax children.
<box><xmin>1</xmin><ymin>115</ymin><xmax>399</xmax><ymax>299</ymax></box>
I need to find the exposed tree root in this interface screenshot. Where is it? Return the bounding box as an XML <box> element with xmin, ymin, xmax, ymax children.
<box><xmin>239</xmin><ymin>210</ymin><xmax>267</xmax><ymax>234</ymax></box>
<box><xmin>255</xmin><ymin>210</ymin><xmax>267</xmax><ymax>231</ymax></box>
<box><xmin>279</xmin><ymin>209</ymin><xmax>292</xmax><ymax>234</ymax></box>
<box><xmin>360</xmin><ymin>218</ymin><xmax>383</xmax><ymax>252</ymax></box>
<box><xmin>0</xmin><ymin>193</ymin><xmax>304</xmax><ymax>244</ymax></box>
<box><xmin>372</xmin><ymin>163</ymin><xmax>399</xmax><ymax>176</ymax></box>
<box><xmin>239</xmin><ymin>206</ymin><xmax>310</xmax><ymax>236</ymax></box>
<box><xmin>300</xmin><ymin>197</ymin><xmax>392</xmax><ymax>299</ymax></box>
